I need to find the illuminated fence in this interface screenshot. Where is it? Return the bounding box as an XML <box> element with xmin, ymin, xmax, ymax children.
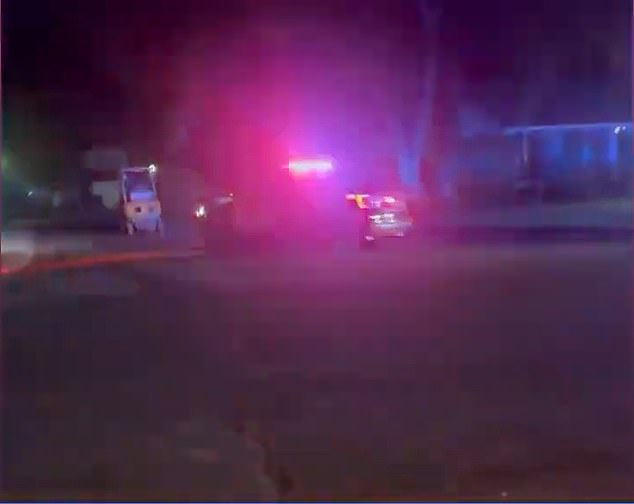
<box><xmin>504</xmin><ymin>122</ymin><xmax>633</xmax><ymax>199</ymax></box>
<box><xmin>450</xmin><ymin>122</ymin><xmax>633</xmax><ymax>205</ymax></box>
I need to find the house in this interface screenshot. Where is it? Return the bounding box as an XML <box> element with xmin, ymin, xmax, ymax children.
<box><xmin>503</xmin><ymin>122</ymin><xmax>632</xmax><ymax>200</ymax></box>
<box><xmin>450</xmin><ymin>121</ymin><xmax>632</xmax><ymax>205</ymax></box>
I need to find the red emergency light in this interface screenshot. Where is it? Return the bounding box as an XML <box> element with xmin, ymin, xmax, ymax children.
<box><xmin>288</xmin><ymin>158</ymin><xmax>333</xmax><ymax>175</ymax></box>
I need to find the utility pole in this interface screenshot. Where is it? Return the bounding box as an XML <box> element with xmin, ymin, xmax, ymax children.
<box><xmin>402</xmin><ymin>0</ymin><xmax>442</xmax><ymax>194</ymax></box>
<box><xmin>0</xmin><ymin>0</ymin><xmax>5</xmax><ymax>495</ymax></box>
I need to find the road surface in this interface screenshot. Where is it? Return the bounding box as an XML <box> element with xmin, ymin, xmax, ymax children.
<box><xmin>3</xmin><ymin>241</ymin><xmax>632</xmax><ymax>500</ymax></box>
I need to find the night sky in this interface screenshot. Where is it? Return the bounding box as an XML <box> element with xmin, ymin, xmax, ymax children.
<box><xmin>2</xmin><ymin>0</ymin><xmax>630</xmax><ymax>179</ymax></box>
<box><xmin>5</xmin><ymin>0</ymin><xmax>627</xmax><ymax>87</ymax></box>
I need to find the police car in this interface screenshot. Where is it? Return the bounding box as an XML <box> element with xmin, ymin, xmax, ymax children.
<box><xmin>194</xmin><ymin>157</ymin><xmax>413</xmax><ymax>251</ymax></box>
<box><xmin>345</xmin><ymin>190</ymin><xmax>413</xmax><ymax>247</ymax></box>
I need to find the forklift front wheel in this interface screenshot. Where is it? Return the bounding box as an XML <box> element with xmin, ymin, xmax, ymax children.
<box><xmin>156</xmin><ymin>219</ymin><xmax>165</xmax><ymax>236</ymax></box>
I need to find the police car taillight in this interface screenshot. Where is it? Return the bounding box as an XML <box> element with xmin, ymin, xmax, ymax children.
<box><xmin>345</xmin><ymin>192</ymin><xmax>370</xmax><ymax>209</ymax></box>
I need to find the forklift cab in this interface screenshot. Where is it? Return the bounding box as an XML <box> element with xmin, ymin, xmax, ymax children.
<box><xmin>121</xmin><ymin>167</ymin><xmax>163</xmax><ymax>235</ymax></box>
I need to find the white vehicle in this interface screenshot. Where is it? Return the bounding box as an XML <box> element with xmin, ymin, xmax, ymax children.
<box><xmin>120</xmin><ymin>167</ymin><xmax>164</xmax><ymax>235</ymax></box>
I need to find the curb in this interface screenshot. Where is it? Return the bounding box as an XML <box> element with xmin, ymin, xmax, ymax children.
<box><xmin>1</xmin><ymin>249</ymin><xmax>201</xmax><ymax>277</ymax></box>
<box><xmin>418</xmin><ymin>226</ymin><xmax>633</xmax><ymax>242</ymax></box>
<box><xmin>3</xmin><ymin>225</ymin><xmax>630</xmax><ymax>277</ymax></box>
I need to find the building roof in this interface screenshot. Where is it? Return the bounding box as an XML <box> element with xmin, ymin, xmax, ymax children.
<box><xmin>503</xmin><ymin>122</ymin><xmax>632</xmax><ymax>135</ymax></box>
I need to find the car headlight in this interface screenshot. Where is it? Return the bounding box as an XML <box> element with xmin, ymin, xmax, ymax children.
<box><xmin>194</xmin><ymin>204</ymin><xmax>207</xmax><ymax>218</ymax></box>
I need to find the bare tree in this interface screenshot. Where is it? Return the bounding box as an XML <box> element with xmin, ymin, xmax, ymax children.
<box><xmin>511</xmin><ymin>16</ymin><xmax>562</xmax><ymax>127</ymax></box>
<box><xmin>4</xmin><ymin>92</ymin><xmax>76</xmax><ymax>184</ymax></box>
<box><xmin>416</xmin><ymin>0</ymin><xmax>442</xmax><ymax>151</ymax></box>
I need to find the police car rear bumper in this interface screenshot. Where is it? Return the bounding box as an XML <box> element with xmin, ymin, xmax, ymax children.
<box><xmin>368</xmin><ymin>220</ymin><xmax>412</xmax><ymax>238</ymax></box>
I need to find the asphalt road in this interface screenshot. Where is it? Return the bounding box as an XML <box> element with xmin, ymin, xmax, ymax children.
<box><xmin>3</xmin><ymin>241</ymin><xmax>632</xmax><ymax>500</ymax></box>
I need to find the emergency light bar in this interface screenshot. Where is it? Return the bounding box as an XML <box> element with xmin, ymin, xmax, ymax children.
<box><xmin>288</xmin><ymin>158</ymin><xmax>333</xmax><ymax>175</ymax></box>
